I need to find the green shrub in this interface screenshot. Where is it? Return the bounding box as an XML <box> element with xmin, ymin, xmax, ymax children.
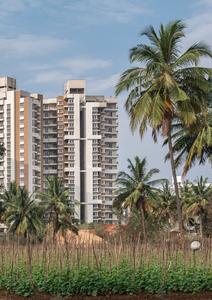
<box><xmin>0</xmin><ymin>261</ymin><xmax>211</xmax><ymax>297</ymax></box>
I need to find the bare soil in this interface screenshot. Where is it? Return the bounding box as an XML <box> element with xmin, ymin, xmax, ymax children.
<box><xmin>1</xmin><ymin>292</ymin><xmax>212</xmax><ymax>300</ymax></box>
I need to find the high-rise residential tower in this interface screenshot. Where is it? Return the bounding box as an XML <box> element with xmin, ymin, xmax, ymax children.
<box><xmin>43</xmin><ymin>80</ymin><xmax>118</xmax><ymax>223</ymax></box>
<box><xmin>0</xmin><ymin>76</ymin><xmax>43</xmax><ymax>193</ymax></box>
<box><xmin>63</xmin><ymin>80</ymin><xmax>118</xmax><ymax>224</ymax></box>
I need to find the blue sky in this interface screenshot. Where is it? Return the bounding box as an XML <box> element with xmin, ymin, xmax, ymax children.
<box><xmin>0</xmin><ymin>0</ymin><xmax>211</xmax><ymax>181</ymax></box>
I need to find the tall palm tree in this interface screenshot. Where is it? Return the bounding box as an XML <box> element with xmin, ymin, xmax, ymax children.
<box><xmin>183</xmin><ymin>177</ymin><xmax>212</xmax><ymax>237</ymax></box>
<box><xmin>113</xmin><ymin>156</ymin><xmax>166</xmax><ymax>239</ymax></box>
<box><xmin>38</xmin><ymin>176</ymin><xmax>78</xmax><ymax>241</ymax></box>
<box><xmin>115</xmin><ymin>20</ymin><xmax>212</xmax><ymax>233</ymax></box>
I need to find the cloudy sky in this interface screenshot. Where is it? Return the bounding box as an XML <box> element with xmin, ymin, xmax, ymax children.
<box><xmin>0</xmin><ymin>0</ymin><xmax>211</xmax><ymax>181</ymax></box>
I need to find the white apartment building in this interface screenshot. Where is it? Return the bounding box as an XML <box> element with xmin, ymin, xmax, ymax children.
<box><xmin>0</xmin><ymin>76</ymin><xmax>43</xmax><ymax>193</ymax></box>
<box><xmin>43</xmin><ymin>80</ymin><xmax>118</xmax><ymax>223</ymax></box>
<box><xmin>62</xmin><ymin>80</ymin><xmax>118</xmax><ymax>223</ymax></box>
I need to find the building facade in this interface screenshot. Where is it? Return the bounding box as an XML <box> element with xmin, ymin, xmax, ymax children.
<box><xmin>0</xmin><ymin>76</ymin><xmax>43</xmax><ymax>193</ymax></box>
<box><xmin>43</xmin><ymin>98</ymin><xmax>58</xmax><ymax>190</ymax></box>
<box><xmin>43</xmin><ymin>80</ymin><xmax>118</xmax><ymax>223</ymax></box>
<box><xmin>62</xmin><ymin>80</ymin><xmax>118</xmax><ymax>224</ymax></box>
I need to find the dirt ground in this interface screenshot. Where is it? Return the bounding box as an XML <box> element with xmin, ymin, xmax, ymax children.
<box><xmin>57</xmin><ymin>229</ymin><xmax>103</xmax><ymax>245</ymax></box>
<box><xmin>1</xmin><ymin>292</ymin><xmax>212</xmax><ymax>300</ymax></box>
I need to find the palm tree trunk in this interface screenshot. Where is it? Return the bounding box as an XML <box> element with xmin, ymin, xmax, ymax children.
<box><xmin>140</xmin><ymin>205</ymin><xmax>147</xmax><ymax>241</ymax></box>
<box><xmin>53</xmin><ymin>213</ymin><xmax>59</xmax><ymax>243</ymax></box>
<box><xmin>167</xmin><ymin>128</ymin><xmax>183</xmax><ymax>235</ymax></box>
<box><xmin>199</xmin><ymin>214</ymin><xmax>203</xmax><ymax>238</ymax></box>
<box><xmin>27</xmin><ymin>233</ymin><xmax>33</xmax><ymax>285</ymax></box>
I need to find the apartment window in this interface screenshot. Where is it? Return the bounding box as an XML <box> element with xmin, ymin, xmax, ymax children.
<box><xmin>68</xmin><ymin>140</ymin><xmax>74</xmax><ymax>145</ymax></box>
<box><xmin>93</xmin><ymin>131</ymin><xmax>100</xmax><ymax>135</ymax></box>
<box><xmin>93</xmin><ymin>139</ymin><xmax>99</xmax><ymax>145</ymax></box>
<box><xmin>93</xmin><ymin>163</ymin><xmax>101</xmax><ymax>168</ymax></box>
<box><xmin>20</xmin><ymin>102</ymin><xmax>24</xmax><ymax>109</ymax></box>
<box><xmin>70</xmin><ymin>88</ymin><xmax>84</xmax><ymax>94</ymax></box>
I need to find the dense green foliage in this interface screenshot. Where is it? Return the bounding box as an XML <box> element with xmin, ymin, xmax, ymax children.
<box><xmin>38</xmin><ymin>176</ymin><xmax>78</xmax><ymax>240</ymax></box>
<box><xmin>0</xmin><ymin>178</ymin><xmax>78</xmax><ymax>241</ymax></box>
<box><xmin>113</xmin><ymin>156</ymin><xmax>166</xmax><ymax>239</ymax></box>
<box><xmin>116</xmin><ymin>19</ymin><xmax>212</xmax><ymax>233</ymax></box>
<box><xmin>115</xmin><ymin>156</ymin><xmax>212</xmax><ymax>236</ymax></box>
<box><xmin>0</xmin><ymin>262</ymin><xmax>211</xmax><ymax>297</ymax></box>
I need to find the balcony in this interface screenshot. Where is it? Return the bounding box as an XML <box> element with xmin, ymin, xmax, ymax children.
<box><xmin>44</xmin><ymin>169</ymin><xmax>57</xmax><ymax>175</ymax></box>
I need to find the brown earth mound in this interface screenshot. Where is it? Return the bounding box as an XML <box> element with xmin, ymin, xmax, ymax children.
<box><xmin>57</xmin><ymin>229</ymin><xmax>103</xmax><ymax>245</ymax></box>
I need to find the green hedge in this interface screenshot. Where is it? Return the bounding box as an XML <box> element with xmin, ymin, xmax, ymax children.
<box><xmin>0</xmin><ymin>262</ymin><xmax>212</xmax><ymax>297</ymax></box>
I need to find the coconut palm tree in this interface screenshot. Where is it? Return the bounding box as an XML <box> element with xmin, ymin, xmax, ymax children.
<box><xmin>38</xmin><ymin>176</ymin><xmax>78</xmax><ymax>241</ymax></box>
<box><xmin>3</xmin><ymin>184</ymin><xmax>42</xmax><ymax>236</ymax></box>
<box><xmin>113</xmin><ymin>156</ymin><xmax>166</xmax><ymax>240</ymax></box>
<box><xmin>115</xmin><ymin>20</ymin><xmax>212</xmax><ymax>233</ymax></box>
<box><xmin>183</xmin><ymin>177</ymin><xmax>212</xmax><ymax>237</ymax></box>
<box><xmin>2</xmin><ymin>184</ymin><xmax>42</xmax><ymax>280</ymax></box>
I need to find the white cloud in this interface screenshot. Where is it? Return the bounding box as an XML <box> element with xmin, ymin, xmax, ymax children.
<box><xmin>184</xmin><ymin>0</ymin><xmax>212</xmax><ymax>67</ymax></box>
<box><xmin>64</xmin><ymin>0</ymin><xmax>150</xmax><ymax>24</ymax></box>
<box><xmin>0</xmin><ymin>34</ymin><xmax>70</xmax><ymax>56</ymax></box>
<box><xmin>27</xmin><ymin>57</ymin><xmax>114</xmax><ymax>86</ymax></box>
<box><xmin>186</xmin><ymin>0</ymin><xmax>212</xmax><ymax>47</ymax></box>
<box><xmin>0</xmin><ymin>0</ymin><xmax>151</xmax><ymax>26</ymax></box>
